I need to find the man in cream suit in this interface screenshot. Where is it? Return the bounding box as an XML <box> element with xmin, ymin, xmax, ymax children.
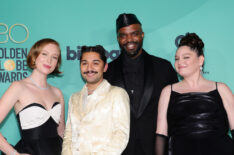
<box><xmin>62</xmin><ymin>45</ymin><xmax>130</xmax><ymax>155</ymax></box>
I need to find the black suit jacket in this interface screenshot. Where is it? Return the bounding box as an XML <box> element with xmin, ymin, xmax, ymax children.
<box><xmin>104</xmin><ymin>50</ymin><xmax>178</xmax><ymax>155</ymax></box>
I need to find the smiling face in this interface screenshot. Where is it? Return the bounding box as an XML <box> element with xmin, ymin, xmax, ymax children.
<box><xmin>34</xmin><ymin>43</ymin><xmax>60</xmax><ymax>75</ymax></box>
<box><xmin>80</xmin><ymin>52</ymin><xmax>108</xmax><ymax>88</ymax></box>
<box><xmin>117</xmin><ymin>24</ymin><xmax>144</xmax><ymax>59</ymax></box>
<box><xmin>175</xmin><ymin>46</ymin><xmax>204</xmax><ymax>78</ymax></box>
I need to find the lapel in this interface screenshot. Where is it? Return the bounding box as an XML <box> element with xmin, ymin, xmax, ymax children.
<box><xmin>73</xmin><ymin>90</ymin><xmax>85</xmax><ymax>120</ymax></box>
<box><xmin>76</xmin><ymin>80</ymin><xmax>109</xmax><ymax>120</ymax></box>
<box><xmin>136</xmin><ymin>51</ymin><xmax>154</xmax><ymax>118</ymax></box>
<box><xmin>116</xmin><ymin>51</ymin><xmax>155</xmax><ymax>118</ymax></box>
<box><xmin>112</xmin><ymin>54</ymin><xmax>126</xmax><ymax>89</ymax></box>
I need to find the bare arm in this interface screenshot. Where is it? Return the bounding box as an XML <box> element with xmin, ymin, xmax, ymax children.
<box><xmin>155</xmin><ymin>85</ymin><xmax>171</xmax><ymax>155</ymax></box>
<box><xmin>156</xmin><ymin>85</ymin><xmax>171</xmax><ymax>136</ymax></box>
<box><xmin>56</xmin><ymin>89</ymin><xmax>65</xmax><ymax>138</ymax></box>
<box><xmin>0</xmin><ymin>81</ymin><xmax>29</xmax><ymax>155</ymax></box>
<box><xmin>62</xmin><ymin>97</ymin><xmax>73</xmax><ymax>155</ymax></box>
<box><xmin>217</xmin><ymin>83</ymin><xmax>234</xmax><ymax>129</ymax></box>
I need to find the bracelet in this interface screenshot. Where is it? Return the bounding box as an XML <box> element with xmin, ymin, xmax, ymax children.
<box><xmin>11</xmin><ymin>150</ymin><xmax>16</xmax><ymax>155</ymax></box>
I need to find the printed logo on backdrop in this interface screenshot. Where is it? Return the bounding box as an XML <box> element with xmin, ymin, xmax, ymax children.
<box><xmin>0</xmin><ymin>22</ymin><xmax>186</xmax><ymax>84</ymax></box>
<box><xmin>0</xmin><ymin>23</ymin><xmax>29</xmax><ymax>83</ymax></box>
<box><xmin>66</xmin><ymin>34</ymin><xmax>185</xmax><ymax>61</ymax></box>
<box><xmin>66</xmin><ymin>46</ymin><xmax>121</xmax><ymax>61</ymax></box>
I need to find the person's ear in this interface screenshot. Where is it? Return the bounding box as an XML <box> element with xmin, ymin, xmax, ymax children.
<box><xmin>103</xmin><ymin>63</ymin><xmax>108</xmax><ymax>72</ymax></box>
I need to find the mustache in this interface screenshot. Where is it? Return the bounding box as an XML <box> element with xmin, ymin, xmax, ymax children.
<box><xmin>83</xmin><ymin>71</ymin><xmax>98</xmax><ymax>74</ymax></box>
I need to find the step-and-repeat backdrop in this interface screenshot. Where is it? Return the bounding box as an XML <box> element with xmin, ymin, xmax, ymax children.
<box><xmin>1</xmin><ymin>0</ymin><xmax>234</xmax><ymax>145</ymax></box>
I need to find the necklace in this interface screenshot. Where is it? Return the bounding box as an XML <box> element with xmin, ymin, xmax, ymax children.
<box><xmin>29</xmin><ymin>76</ymin><xmax>49</xmax><ymax>90</ymax></box>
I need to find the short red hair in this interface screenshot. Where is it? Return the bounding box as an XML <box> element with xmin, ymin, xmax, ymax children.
<box><xmin>27</xmin><ymin>38</ymin><xmax>62</xmax><ymax>74</ymax></box>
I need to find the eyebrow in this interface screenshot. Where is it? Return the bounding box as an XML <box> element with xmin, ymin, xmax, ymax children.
<box><xmin>80</xmin><ymin>60</ymin><xmax>87</xmax><ymax>63</ymax></box>
<box><xmin>175</xmin><ymin>53</ymin><xmax>193</xmax><ymax>57</ymax></box>
<box><xmin>183</xmin><ymin>53</ymin><xmax>192</xmax><ymax>55</ymax></box>
<box><xmin>41</xmin><ymin>49</ymin><xmax>49</xmax><ymax>52</ymax></box>
<box><xmin>41</xmin><ymin>50</ymin><xmax>59</xmax><ymax>55</ymax></box>
<box><xmin>119</xmin><ymin>30</ymin><xmax>141</xmax><ymax>34</ymax></box>
<box><xmin>80</xmin><ymin>59</ymin><xmax>101</xmax><ymax>62</ymax></box>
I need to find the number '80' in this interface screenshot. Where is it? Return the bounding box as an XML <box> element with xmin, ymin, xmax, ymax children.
<box><xmin>0</xmin><ymin>23</ymin><xmax>29</xmax><ymax>44</ymax></box>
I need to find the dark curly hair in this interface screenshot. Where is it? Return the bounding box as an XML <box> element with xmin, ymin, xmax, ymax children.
<box><xmin>80</xmin><ymin>45</ymin><xmax>107</xmax><ymax>65</ymax></box>
<box><xmin>178</xmin><ymin>33</ymin><xmax>204</xmax><ymax>56</ymax></box>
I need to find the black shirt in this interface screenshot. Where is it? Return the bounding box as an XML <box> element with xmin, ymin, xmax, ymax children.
<box><xmin>122</xmin><ymin>51</ymin><xmax>144</xmax><ymax>112</ymax></box>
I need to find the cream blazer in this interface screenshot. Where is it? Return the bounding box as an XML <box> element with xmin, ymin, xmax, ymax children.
<box><xmin>62</xmin><ymin>79</ymin><xmax>130</xmax><ymax>155</ymax></box>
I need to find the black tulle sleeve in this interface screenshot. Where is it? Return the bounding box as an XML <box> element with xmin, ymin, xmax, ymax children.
<box><xmin>155</xmin><ymin>133</ymin><xmax>168</xmax><ymax>155</ymax></box>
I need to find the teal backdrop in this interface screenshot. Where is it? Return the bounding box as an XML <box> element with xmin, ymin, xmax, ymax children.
<box><xmin>1</xmin><ymin>0</ymin><xmax>234</xmax><ymax>145</ymax></box>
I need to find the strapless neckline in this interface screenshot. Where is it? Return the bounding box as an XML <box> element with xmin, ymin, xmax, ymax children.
<box><xmin>17</xmin><ymin>102</ymin><xmax>61</xmax><ymax>130</ymax></box>
<box><xmin>17</xmin><ymin>102</ymin><xmax>60</xmax><ymax>115</ymax></box>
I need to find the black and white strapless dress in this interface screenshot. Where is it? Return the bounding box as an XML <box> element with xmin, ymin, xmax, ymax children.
<box><xmin>14</xmin><ymin>102</ymin><xmax>62</xmax><ymax>155</ymax></box>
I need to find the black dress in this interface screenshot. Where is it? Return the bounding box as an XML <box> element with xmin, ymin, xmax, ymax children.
<box><xmin>167</xmin><ymin>84</ymin><xmax>234</xmax><ymax>155</ymax></box>
<box><xmin>13</xmin><ymin>102</ymin><xmax>62</xmax><ymax>155</ymax></box>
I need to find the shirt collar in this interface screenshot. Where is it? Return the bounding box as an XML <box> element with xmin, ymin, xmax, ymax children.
<box><xmin>83</xmin><ymin>79</ymin><xmax>110</xmax><ymax>96</ymax></box>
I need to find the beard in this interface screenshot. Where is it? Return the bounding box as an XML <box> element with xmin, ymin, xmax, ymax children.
<box><xmin>119</xmin><ymin>40</ymin><xmax>143</xmax><ymax>58</ymax></box>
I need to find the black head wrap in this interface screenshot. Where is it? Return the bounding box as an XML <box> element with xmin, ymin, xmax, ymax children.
<box><xmin>116</xmin><ymin>13</ymin><xmax>141</xmax><ymax>32</ymax></box>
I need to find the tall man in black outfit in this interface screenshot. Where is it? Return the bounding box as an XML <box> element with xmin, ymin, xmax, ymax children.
<box><xmin>104</xmin><ymin>13</ymin><xmax>178</xmax><ymax>155</ymax></box>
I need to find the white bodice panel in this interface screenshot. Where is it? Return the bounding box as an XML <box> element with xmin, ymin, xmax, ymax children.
<box><xmin>18</xmin><ymin>103</ymin><xmax>61</xmax><ymax>130</ymax></box>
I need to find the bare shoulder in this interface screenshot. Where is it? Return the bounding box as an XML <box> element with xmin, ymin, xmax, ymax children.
<box><xmin>49</xmin><ymin>85</ymin><xmax>64</xmax><ymax>105</ymax></box>
<box><xmin>217</xmin><ymin>82</ymin><xmax>233</xmax><ymax>94</ymax></box>
<box><xmin>8</xmin><ymin>80</ymin><xmax>25</xmax><ymax>92</ymax></box>
<box><xmin>1</xmin><ymin>80</ymin><xmax>25</xmax><ymax>103</ymax></box>
<box><xmin>11</xmin><ymin>80</ymin><xmax>22</xmax><ymax>88</ymax></box>
<box><xmin>217</xmin><ymin>82</ymin><xmax>233</xmax><ymax>106</ymax></box>
<box><xmin>50</xmin><ymin>85</ymin><xmax>63</xmax><ymax>97</ymax></box>
<box><xmin>158</xmin><ymin>84</ymin><xmax>172</xmax><ymax>112</ymax></box>
<box><xmin>158</xmin><ymin>84</ymin><xmax>172</xmax><ymax>104</ymax></box>
<box><xmin>162</xmin><ymin>84</ymin><xmax>172</xmax><ymax>93</ymax></box>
